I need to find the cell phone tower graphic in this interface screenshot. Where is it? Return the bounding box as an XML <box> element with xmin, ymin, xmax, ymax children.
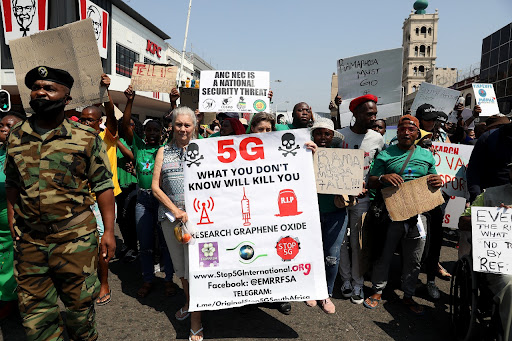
<box><xmin>241</xmin><ymin>187</ymin><xmax>251</xmax><ymax>226</ymax></box>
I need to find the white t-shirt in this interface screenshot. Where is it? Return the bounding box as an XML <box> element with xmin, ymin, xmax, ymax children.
<box><xmin>336</xmin><ymin>127</ymin><xmax>384</xmax><ymax>203</ymax></box>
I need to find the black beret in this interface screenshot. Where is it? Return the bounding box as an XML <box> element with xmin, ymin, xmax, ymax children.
<box><xmin>25</xmin><ymin>66</ymin><xmax>74</xmax><ymax>90</ymax></box>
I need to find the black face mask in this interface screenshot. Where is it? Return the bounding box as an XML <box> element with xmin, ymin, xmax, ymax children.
<box><xmin>29</xmin><ymin>97</ymin><xmax>67</xmax><ymax>117</ymax></box>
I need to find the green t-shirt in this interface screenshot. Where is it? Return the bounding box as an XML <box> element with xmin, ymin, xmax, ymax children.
<box><xmin>117</xmin><ymin>138</ymin><xmax>138</xmax><ymax>188</ymax></box>
<box><xmin>368</xmin><ymin>145</ymin><xmax>437</xmax><ymax>188</ymax></box>
<box><xmin>209</xmin><ymin>132</ymin><xmax>220</xmax><ymax>138</ymax></box>
<box><xmin>131</xmin><ymin>134</ymin><xmax>162</xmax><ymax>189</ymax></box>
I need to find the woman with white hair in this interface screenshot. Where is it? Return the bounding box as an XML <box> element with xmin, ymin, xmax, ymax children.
<box><xmin>151</xmin><ymin>107</ymin><xmax>203</xmax><ymax>341</ymax></box>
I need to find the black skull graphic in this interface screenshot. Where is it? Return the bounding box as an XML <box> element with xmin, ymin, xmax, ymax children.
<box><xmin>278</xmin><ymin>133</ymin><xmax>300</xmax><ymax>156</ymax></box>
<box><xmin>186</xmin><ymin>143</ymin><xmax>204</xmax><ymax>167</ymax></box>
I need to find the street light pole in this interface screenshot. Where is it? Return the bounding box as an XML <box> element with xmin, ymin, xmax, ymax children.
<box><xmin>178</xmin><ymin>0</ymin><xmax>192</xmax><ymax>87</ymax></box>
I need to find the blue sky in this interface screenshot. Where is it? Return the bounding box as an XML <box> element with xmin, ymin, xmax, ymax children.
<box><xmin>123</xmin><ymin>0</ymin><xmax>512</xmax><ymax>113</ymax></box>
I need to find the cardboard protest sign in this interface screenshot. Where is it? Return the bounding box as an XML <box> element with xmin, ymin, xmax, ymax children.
<box><xmin>472</xmin><ymin>83</ymin><xmax>500</xmax><ymax>116</ymax></box>
<box><xmin>179</xmin><ymin>87</ymin><xmax>199</xmax><ymax>111</ymax></box>
<box><xmin>184</xmin><ymin>129</ymin><xmax>327</xmax><ymax>311</ymax></box>
<box><xmin>313</xmin><ymin>148</ymin><xmax>364</xmax><ymax>195</ymax></box>
<box><xmin>443</xmin><ymin>196</ymin><xmax>466</xmax><ymax>229</ymax></box>
<box><xmin>78</xmin><ymin>0</ymin><xmax>109</xmax><ymax>59</ymax></box>
<box><xmin>1</xmin><ymin>0</ymin><xmax>48</xmax><ymax>45</ymax></box>
<box><xmin>337</xmin><ymin>48</ymin><xmax>403</xmax><ymax>127</ymax></box>
<box><xmin>432</xmin><ymin>142</ymin><xmax>473</xmax><ymax>199</ymax></box>
<box><xmin>9</xmin><ymin>19</ymin><xmax>105</xmax><ymax>113</ymax></box>
<box><xmin>382</xmin><ymin>176</ymin><xmax>445</xmax><ymax>221</ymax></box>
<box><xmin>130</xmin><ymin>63</ymin><xmax>178</xmax><ymax>93</ymax></box>
<box><xmin>199</xmin><ymin>70</ymin><xmax>270</xmax><ymax>114</ymax></box>
<box><xmin>472</xmin><ymin>207</ymin><xmax>512</xmax><ymax>275</ymax></box>
<box><xmin>410</xmin><ymin>82</ymin><xmax>460</xmax><ymax>117</ymax></box>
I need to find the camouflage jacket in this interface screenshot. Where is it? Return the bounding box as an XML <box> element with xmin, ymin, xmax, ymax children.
<box><xmin>5</xmin><ymin>117</ymin><xmax>114</xmax><ymax>225</ymax></box>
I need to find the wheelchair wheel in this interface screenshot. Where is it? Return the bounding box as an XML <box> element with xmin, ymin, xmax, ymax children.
<box><xmin>450</xmin><ymin>256</ymin><xmax>478</xmax><ymax>341</ymax></box>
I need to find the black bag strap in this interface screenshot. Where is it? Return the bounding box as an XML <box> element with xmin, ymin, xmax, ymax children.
<box><xmin>398</xmin><ymin>146</ymin><xmax>415</xmax><ymax>176</ymax></box>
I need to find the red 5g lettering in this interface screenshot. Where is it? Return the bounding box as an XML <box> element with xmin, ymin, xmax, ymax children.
<box><xmin>217</xmin><ymin>137</ymin><xmax>265</xmax><ymax>163</ymax></box>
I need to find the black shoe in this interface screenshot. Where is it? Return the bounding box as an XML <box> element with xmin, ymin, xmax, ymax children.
<box><xmin>277</xmin><ymin>302</ymin><xmax>291</xmax><ymax>315</ymax></box>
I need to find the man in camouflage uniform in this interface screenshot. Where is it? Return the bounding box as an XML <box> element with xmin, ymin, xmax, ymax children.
<box><xmin>6</xmin><ymin>66</ymin><xmax>116</xmax><ymax>341</ymax></box>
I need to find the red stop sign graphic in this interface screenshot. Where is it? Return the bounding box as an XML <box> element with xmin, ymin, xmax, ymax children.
<box><xmin>276</xmin><ymin>236</ymin><xmax>300</xmax><ymax>261</ymax></box>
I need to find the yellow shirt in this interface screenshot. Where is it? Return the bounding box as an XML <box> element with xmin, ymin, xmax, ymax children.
<box><xmin>99</xmin><ymin>128</ymin><xmax>121</xmax><ymax>196</ymax></box>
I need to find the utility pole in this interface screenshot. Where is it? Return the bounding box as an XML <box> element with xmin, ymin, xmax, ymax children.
<box><xmin>178</xmin><ymin>0</ymin><xmax>192</xmax><ymax>86</ymax></box>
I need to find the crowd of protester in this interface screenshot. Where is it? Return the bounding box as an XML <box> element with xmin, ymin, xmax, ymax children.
<box><xmin>0</xmin><ymin>65</ymin><xmax>511</xmax><ymax>341</ymax></box>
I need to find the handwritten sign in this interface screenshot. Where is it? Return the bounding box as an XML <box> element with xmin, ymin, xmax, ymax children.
<box><xmin>337</xmin><ymin>48</ymin><xmax>403</xmax><ymax>127</ymax></box>
<box><xmin>410</xmin><ymin>82</ymin><xmax>460</xmax><ymax>116</ymax></box>
<box><xmin>199</xmin><ymin>70</ymin><xmax>270</xmax><ymax>113</ymax></box>
<box><xmin>185</xmin><ymin>129</ymin><xmax>327</xmax><ymax>311</ymax></box>
<box><xmin>130</xmin><ymin>63</ymin><xmax>178</xmax><ymax>93</ymax></box>
<box><xmin>9</xmin><ymin>19</ymin><xmax>105</xmax><ymax>113</ymax></box>
<box><xmin>432</xmin><ymin>142</ymin><xmax>473</xmax><ymax>198</ymax></box>
<box><xmin>382</xmin><ymin>176</ymin><xmax>445</xmax><ymax>221</ymax></box>
<box><xmin>472</xmin><ymin>207</ymin><xmax>512</xmax><ymax>275</ymax></box>
<box><xmin>179</xmin><ymin>87</ymin><xmax>199</xmax><ymax>111</ymax></box>
<box><xmin>472</xmin><ymin>83</ymin><xmax>500</xmax><ymax>116</ymax></box>
<box><xmin>313</xmin><ymin>148</ymin><xmax>364</xmax><ymax>195</ymax></box>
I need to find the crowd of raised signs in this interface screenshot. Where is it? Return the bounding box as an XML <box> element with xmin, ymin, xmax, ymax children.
<box><xmin>1</xmin><ymin>77</ymin><xmax>512</xmax><ymax>341</ymax></box>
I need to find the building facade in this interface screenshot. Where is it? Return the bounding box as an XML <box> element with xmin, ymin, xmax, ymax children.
<box><xmin>479</xmin><ymin>22</ymin><xmax>512</xmax><ymax>115</ymax></box>
<box><xmin>0</xmin><ymin>0</ymin><xmax>213</xmax><ymax>120</ymax></box>
<box><xmin>401</xmin><ymin>2</ymin><xmax>438</xmax><ymax>96</ymax></box>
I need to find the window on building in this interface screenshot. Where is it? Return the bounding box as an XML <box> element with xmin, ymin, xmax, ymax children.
<box><xmin>421</xmin><ymin>26</ymin><xmax>426</xmax><ymax>34</ymax></box>
<box><xmin>116</xmin><ymin>43</ymin><xmax>139</xmax><ymax>77</ymax></box>
<box><xmin>427</xmin><ymin>46</ymin><xmax>431</xmax><ymax>57</ymax></box>
<box><xmin>428</xmin><ymin>27</ymin><xmax>432</xmax><ymax>35</ymax></box>
<box><xmin>144</xmin><ymin>57</ymin><xmax>156</xmax><ymax>65</ymax></box>
<box><xmin>412</xmin><ymin>85</ymin><xmax>417</xmax><ymax>92</ymax></box>
<box><xmin>419</xmin><ymin>65</ymin><xmax>425</xmax><ymax>76</ymax></box>
<box><xmin>415</xmin><ymin>27</ymin><xmax>419</xmax><ymax>35</ymax></box>
<box><xmin>413</xmin><ymin>67</ymin><xmax>418</xmax><ymax>76</ymax></box>
<box><xmin>414</xmin><ymin>46</ymin><xmax>418</xmax><ymax>56</ymax></box>
<box><xmin>420</xmin><ymin>45</ymin><xmax>426</xmax><ymax>57</ymax></box>
<box><xmin>465</xmin><ymin>93</ymin><xmax>472</xmax><ymax>107</ymax></box>
<box><xmin>498</xmin><ymin>61</ymin><xmax>508</xmax><ymax>80</ymax></box>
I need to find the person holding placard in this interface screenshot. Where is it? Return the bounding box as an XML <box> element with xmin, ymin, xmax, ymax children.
<box><xmin>121</xmin><ymin>86</ymin><xmax>177</xmax><ymax>299</ymax></box>
<box><xmin>249</xmin><ymin>112</ymin><xmax>276</xmax><ymax>133</ymax></box>
<box><xmin>336</xmin><ymin>94</ymin><xmax>384</xmax><ymax>305</ymax></box>
<box><xmin>458</xmin><ymin>164</ymin><xmax>512</xmax><ymax>341</ymax></box>
<box><xmin>365</xmin><ymin>115</ymin><xmax>443</xmax><ymax>315</ymax></box>
<box><xmin>304</xmin><ymin>118</ymin><xmax>347</xmax><ymax>314</ymax></box>
<box><xmin>151</xmin><ymin>107</ymin><xmax>204</xmax><ymax>341</ymax></box>
<box><xmin>79</xmin><ymin>74</ymin><xmax>120</xmax><ymax>306</ymax></box>
<box><xmin>288</xmin><ymin>102</ymin><xmax>314</xmax><ymax>129</ymax></box>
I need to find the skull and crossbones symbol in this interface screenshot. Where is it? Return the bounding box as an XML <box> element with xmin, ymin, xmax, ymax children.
<box><xmin>186</xmin><ymin>143</ymin><xmax>204</xmax><ymax>167</ymax></box>
<box><xmin>278</xmin><ymin>133</ymin><xmax>300</xmax><ymax>157</ymax></box>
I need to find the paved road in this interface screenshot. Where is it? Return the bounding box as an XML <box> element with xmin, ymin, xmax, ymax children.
<box><xmin>1</xmin><ymin>229</ymin><xmax>460</xmax><ymax>341</ymax></box>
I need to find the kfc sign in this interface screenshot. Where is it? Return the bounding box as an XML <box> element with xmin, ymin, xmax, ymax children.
<box><xmin>146</xmin><ymin>40</ymin><xmax>161</xmax><ymax>58</ymax></box>
<box><xmin>1</xmin><ymin>0</ymin><xmax>48</xmax><ymax>44</ymax></box>
<box><xmin>78</xmin><ymin>0</ymin><xmax>109</xmax><ymax>59</ymax></box>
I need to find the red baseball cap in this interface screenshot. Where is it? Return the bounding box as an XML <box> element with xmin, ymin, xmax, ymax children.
<box><xmin>349</xmin><ymin>94</ymin><xmax>378</xmax><ymax>113</ymax></box>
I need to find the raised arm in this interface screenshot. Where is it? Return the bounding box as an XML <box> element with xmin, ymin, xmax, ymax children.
<box><xmin>170</xmin><ymin>88</ymin><xmax>180</xmax><ymax>111</ymax></box>
<box><xmin>122</xmin><ymin>86</ymin><xmax>135</xmax><ymax>145</ymax></box>
<box><xmin>101</xmin><ymin>74</ymin><xmax>117</xmax><ymax>136</ymax></box>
